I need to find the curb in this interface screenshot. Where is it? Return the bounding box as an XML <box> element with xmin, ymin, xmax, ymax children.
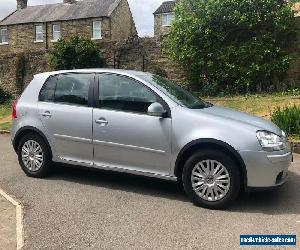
<box><xmin>0</xmin><ymin>189</ymin><xmax>24</xmax><ymax>250</ymax></box>
<box><xmin>291</xmin><ymin>141</ymin><xmax>300</xmax><ymax>154</ymax></box>
<box><xmin>0</xmin><ymin>130</ymin><xmax>10</xmax><ymax>134</ymax></box>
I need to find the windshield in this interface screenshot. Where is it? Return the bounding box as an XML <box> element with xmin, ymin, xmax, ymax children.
<box><xmin>138</xmin><ymin>74</ymin><xmax>211</xmax><ymax>109</ymax></box>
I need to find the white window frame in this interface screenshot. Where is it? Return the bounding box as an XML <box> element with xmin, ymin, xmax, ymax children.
<box><xmin>161</xmin><ymin>13</ymin><xmax>174</xmax><ymax>27</ymax></box>
<box><xmin>0</xmin><ymin>28</ymin><xmax>8</xmax><ymax>45</ymax></box>
<box><xmin>92</xmin><ymin>20</ymin><xmax>102</xmax><ymax>40</ymax></box>
<box><xmin>52</xmin><ymin>23</ymin><xmax>61</xmax><ymax>42</ymax></box>
<box><xmin>34</xmin><ymin>24</ymin><xmax>44</xmax><ymax>43</ymax></box>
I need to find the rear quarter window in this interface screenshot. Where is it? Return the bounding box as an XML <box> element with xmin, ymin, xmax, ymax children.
<box><xmin>39</xmin><ymin>76</ymin><xmax>57</xmax><ymax>102</ymax></box>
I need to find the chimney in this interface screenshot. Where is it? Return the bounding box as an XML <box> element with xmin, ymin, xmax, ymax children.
<box><xmin>63</xmin><ymin>0</ymin><xmax>76</xmax><ymax>3</ymax></box>
<box><xmin>17</xmin><ymin>0</ymin><xmax>27</xmax><ymax>10</ymax></box>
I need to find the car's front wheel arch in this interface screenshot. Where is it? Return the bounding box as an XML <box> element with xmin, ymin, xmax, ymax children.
<box><xmin>174</xmin><ymin>139</ymin><xmax>247</xmax><ymax>190</ymax></box>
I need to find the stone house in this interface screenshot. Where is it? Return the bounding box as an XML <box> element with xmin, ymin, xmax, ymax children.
<box><xmin>0</xmin><ymin>0</ymin><xmax>137</xmax><ymax>54</ymax></box>
<box><xmin>153</xmin><ymin>0</ymin><xmax>177</xmax><ymax>39</ymax></box>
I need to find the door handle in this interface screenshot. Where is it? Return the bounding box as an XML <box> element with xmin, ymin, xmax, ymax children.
<box><xmin>95</xmin><ymin>118</ymin><xmax>108</xmax><ymax>125</ymax></box>
<box><xmin>42</xmin><ymin>111</ymin><xmax>52</xmax><ymax>117</ymax></box>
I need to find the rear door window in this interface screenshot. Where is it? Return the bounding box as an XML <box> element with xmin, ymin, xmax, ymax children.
<box><xmin>39</xmin><ymin>73</ymin><xmax>92</xmax><ymax>106</ymax></box>
<box><xmin>54</xmin><ymin>74</ymin><xmax>91</xmax><ymax>107</ymax></box>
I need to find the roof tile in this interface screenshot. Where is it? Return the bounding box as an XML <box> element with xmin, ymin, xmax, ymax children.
<box><xmin>153</xmin><ymin>1</ymin><xmax>177</xmax><ymax>15</ymax></box>
<box><xmin>0</xmin><ymin>0</ymin><xmax>120</xmax><ymax>26</ymax></box>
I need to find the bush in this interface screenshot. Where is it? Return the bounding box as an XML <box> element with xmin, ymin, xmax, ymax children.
<box><xmin>48</xmin><ymin>36</ymin><xmax>106</xmax><ymax>70</ymax></box>
<box><xmin>271</xmin><ymin>105</ymin><xmax>300</xmax><ymax>135</ymax></box>
<box><xmin>164</xmin><ymin>0</ymin><xmax>297</xmax><ymax>94</ymax></box>
<box><xmin>0</xmin><ymin>87</ymin><xmax>12</xmax><ymax>104</ymax></box>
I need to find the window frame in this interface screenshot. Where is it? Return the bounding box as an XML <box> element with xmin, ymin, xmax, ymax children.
<box><xmin>38</xmin><ymin>73</ymin><xmax>95</xmax><ymax>108</ymax></box>
<box><xmin>92</xmin><ymin>20</ymin><xmax>102</xmax><ymax>40</ymax></box>
<box><xmin>95</xmin><ymin>73</ymin><xmax>171</xmax><ymax>117</ymax></box>
<box><xmin>34</xmin><ymin>24</ymin><xmax>44</xmax><ymax>43</ymax></box>
<box><xmin>0</xmin><ymin>28</ymin><xmax>8</xmax><ymax>45</ymax></box>
<box><xmin>52</xmin><ymin>23</ymin><xmax>61</xmax><ymax>42</ymax></box>
<box><xmin>161</xmin><ymin>13</ymin><xmax>174</xmax><ymax>27</ymax></box>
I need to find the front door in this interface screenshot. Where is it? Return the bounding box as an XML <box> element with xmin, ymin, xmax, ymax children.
<box><xmin>93</xmin><ymin>73</ymin><xmax>172</xmax><ymax>176</ymax></box>
<box><xmin>38</xmin><ymin>73</ymin><xmax>94</xmax><ymax>166</ymax></box>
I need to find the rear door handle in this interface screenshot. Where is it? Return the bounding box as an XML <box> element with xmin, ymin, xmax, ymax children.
<box><xmin>42</xmin><ymin>111</ymin><xmax>52</xmax><ymax>117</ymax></box>
<box><xmin>95</xmin><ymin>118</ymin><xmax>108</xmax><ymax>125</ymax></box>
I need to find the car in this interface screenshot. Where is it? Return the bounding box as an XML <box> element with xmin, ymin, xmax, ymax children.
<box><xmin>11</xmin><ymin>69</ymin><xmax>292</xmax><ymax>209</ymax></box>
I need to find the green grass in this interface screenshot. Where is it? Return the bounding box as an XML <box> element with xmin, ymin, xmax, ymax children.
<box><xmin>271</xmin><ymin>105</ymin><xmax>300</xmax><ymax>136</ymax></box>
<box><xmin>206</xmin><ymin>94</ymin><xmax>300</xmax><ymax>119</ymax></box>
<box><xmin>290</xmin><ymin>134</ymin><xmax>300</xmax><ymax>141</ymax></box>
<box><xmin>0</xmin><ymin>121</ymin><xmax>11</xmax><ymax>131</ymax></box>
<box><xmin>0</xmin><ymin>104</ymin><xmax>11</xmax><ymax>119</ymax></box>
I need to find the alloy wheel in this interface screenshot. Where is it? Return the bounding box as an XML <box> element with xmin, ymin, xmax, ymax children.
<box><xmin>21</xmin><ymin>140</ymin><xmax>44</xmax><ymax>172</ymax></box>
<box><xmin>191</xmin><ymin>160</ymin><xmax>230</xmax><ymax>202</ymax></box>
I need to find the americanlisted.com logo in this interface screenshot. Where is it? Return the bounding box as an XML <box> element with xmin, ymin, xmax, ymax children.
<box><xmin>240</xmin><ymin>235</ymin><xmax>297</xmax><ymax>246</ymax></box>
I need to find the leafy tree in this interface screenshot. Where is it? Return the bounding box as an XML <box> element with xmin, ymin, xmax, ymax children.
<box><xmin>48</xmin><ymin>36</ymin><xmax>105</xmax><ymax>70</ymax></box>
<box><xmin>165</xmin><ymin>0</ymin><xmax>298</xmax><ymax>94</ymax></box>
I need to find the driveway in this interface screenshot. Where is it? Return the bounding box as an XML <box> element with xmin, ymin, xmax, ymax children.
<box><xmin>0</xmin><ymin>134</ymin><xmax>299</xmax><ymax>249</ymax></box>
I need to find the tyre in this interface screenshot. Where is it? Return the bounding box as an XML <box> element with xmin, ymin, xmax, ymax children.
<box><xmin>17</xmin><ymin>133</ymin><xmax>52</xmax><ymax>178</ymax></box>
<box><xmin>182</xmin><ymin>149</ymin><xmax>241</xmax><ymax>209</ymax></box>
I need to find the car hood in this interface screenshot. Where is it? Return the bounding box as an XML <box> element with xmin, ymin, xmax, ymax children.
<box><xmin>199</xmin><ymin>105</ymin><xmax>283</xmax><ymax>135</ymax></box>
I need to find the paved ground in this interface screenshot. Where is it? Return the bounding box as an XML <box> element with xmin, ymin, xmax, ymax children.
<box><xmin>0</xmin><ymin>134</ymin><xmax>299</xmax><ymax>250</ymax></box>
<box><xmin>0</xmin><ymin>195</ymin><xmax>16</xmax><ymax>250</ymax></box>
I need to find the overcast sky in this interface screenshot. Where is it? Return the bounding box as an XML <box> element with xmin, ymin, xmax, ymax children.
<box><xmin>0</xmin><ymin>0</ymin><xmax>165</xmax><ymax>36</ymax></box>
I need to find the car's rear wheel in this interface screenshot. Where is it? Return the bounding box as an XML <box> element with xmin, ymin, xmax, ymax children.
<box><xmin>17</xmin><ymin>133</ymin><xmax>52</xmax><ymax>178</ymax></box>
<box><xmin>182</xmin><ymin>149</ymin><xmax>240</xmax><ymax>209</ymax></box>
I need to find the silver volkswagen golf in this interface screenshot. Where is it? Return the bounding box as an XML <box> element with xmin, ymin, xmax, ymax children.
<box><xmin>11</xmin><ymin>69</ymin><xmax>292</xmax><ymax>209</ymax></box>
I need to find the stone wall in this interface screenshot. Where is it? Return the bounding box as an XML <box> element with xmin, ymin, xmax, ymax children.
<box><xmin>154</xmin><ymin>14</ymin><xmax>172</xmax><ymax>40</ymax></box>
<box><xmin>0</xmin><ymin>51</ymin><xmax>48</xmax><ymax>94</ymax></box>
<box><xmin>1</xmin><ymin>35</ymin><xmax>300</xmax><ymax>96</ymax></box>
<box><xmin>110</xmin><ymin>0</ymin><xmax>138</xmax><ymax>41</ymax></box>
<box><xmin>112</xmin><ymin>38</ymin><xmax>186</xmax><ymax>83</ymax></box>
<box><xmin>0</xmin><ymin>38</ymin><xmax>186</xmax><ymax>95</ymax></box>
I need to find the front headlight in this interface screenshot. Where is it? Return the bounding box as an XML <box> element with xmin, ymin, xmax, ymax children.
<box><xmin>256</xmin><ymin>131</ymin><xmax>287</xmax><ymax>152</ymax></box>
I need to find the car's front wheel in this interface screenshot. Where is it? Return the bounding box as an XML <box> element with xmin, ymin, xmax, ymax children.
<box><xmin>182</xmin><ymin>149</ymin><xmax>241</xmax><ymax>209</ymax></box>
<box><xmin>17</xmin><ymin>133</ymin><xmax>52</xmax><ymax>178</ymax></box>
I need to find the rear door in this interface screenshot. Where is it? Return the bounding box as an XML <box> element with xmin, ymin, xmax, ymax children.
<box><xmin>38</xmin><ymin>73</ymin><xmax>94</xmax><ymax>166</ymax></box>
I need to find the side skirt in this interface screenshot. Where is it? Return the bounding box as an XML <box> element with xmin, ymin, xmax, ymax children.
<box><xmin>54</xmin><ymin>158</ymin><xmax>177</xmax><ymax>182</ymax></box>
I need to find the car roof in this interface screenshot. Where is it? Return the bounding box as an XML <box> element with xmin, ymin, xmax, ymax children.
<box><xmin>35</xmin><ymin>69</ymin><xmax>152</xmax><ymax>79</ymax></box>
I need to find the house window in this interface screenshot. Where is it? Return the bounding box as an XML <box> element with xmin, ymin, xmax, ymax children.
<box><xmin>52</xmin><ymin>24</ymin><xmax>61</xmax><ymax>41</ymax></box>
<box><xmin>92</xmin><ymin>20</ymin><xmax>102</xmax><ymax>39</ymax></box>
<box><xmin>162</xmin><ymin>13</ymin><xmax>174</xmax><ymax>27</ymax></box>
<box><xmin>35</xmin><ymin>25</ymin><xmax>43</xmax><ymax>42</ymax></box>
<box><xmin>0</xmin><ymin>28</ymin><xmax>8</xmax><ymax>44</ymax></box>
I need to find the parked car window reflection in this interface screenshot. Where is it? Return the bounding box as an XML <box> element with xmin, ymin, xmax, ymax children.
<box><xmin>99</xmin><ymin>74</ymin><xmax>159</xmax><ymax>114</ymax></box>
<box><xmin>138</xmin><ymin>74</ymin><xmax>211</xmax><ymax>109</ymax></box>
<box><xmin>54</xmin><ymin>74</ymin><xmax>91</xmax><ymax>106</ymax></box>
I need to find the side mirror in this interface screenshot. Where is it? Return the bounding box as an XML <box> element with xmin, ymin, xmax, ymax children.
<box><xmin>147</xmin><ymin>102</ymin><xmax>167</xmax><ymax>117</ymax></box>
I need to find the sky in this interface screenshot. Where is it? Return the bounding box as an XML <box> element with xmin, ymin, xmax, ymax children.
<box><xmin>0</xmin><ymin>0</ymin><xmax>165</xmax><ymax>36</ymax></box>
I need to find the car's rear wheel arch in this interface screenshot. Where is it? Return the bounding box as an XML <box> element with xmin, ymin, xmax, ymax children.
<box><xmin>14</xmin><ymin>126</ymin><xmax>52</xmax><ymax>159</ymax></box>
<box><xmin>174</xmin><ymin>139</ymin><xmax>247</xmax><ymax>189</ymax></box>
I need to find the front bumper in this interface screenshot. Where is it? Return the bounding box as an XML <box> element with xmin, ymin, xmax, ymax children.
<box><xmin>239</xmin><ymin>148</ymin><xmax>292</xmax><ymax>188</ymax></box>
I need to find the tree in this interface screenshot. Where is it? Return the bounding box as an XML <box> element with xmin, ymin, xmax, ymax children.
<box><xmin>164</xmin><ymin>0</ymin><xmax>298</xmax><ymax>94</ymax></box>
<box><xmin>48</xmin><ymin>36</ymin><xmax>105</xmax><ymax>70</ymax></box>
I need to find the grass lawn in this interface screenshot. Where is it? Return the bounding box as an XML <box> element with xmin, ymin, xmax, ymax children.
<box><xmin>0</xmin><ymin>121</ymin><xmax>12</xmax><ymax>131</ymax></box>
<box><xmin>206</xmin><ymin>94</ymin><xmax>300</xmax><ymax>120</ymax></box>
<box><xmin>0</xmin><ymin>104</ymin><xmax>11</xmax><ymax>120</ymax></box>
